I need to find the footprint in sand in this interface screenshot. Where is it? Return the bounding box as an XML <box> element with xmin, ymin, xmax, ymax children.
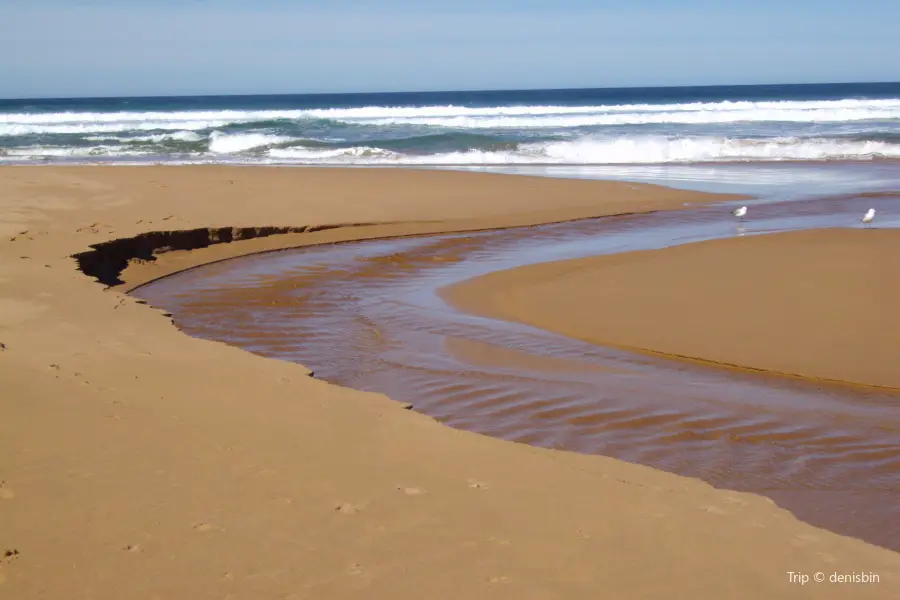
<box><xmin>702</xmin><ymin>505</ymin><xmax>728</xmax><ymax>515</ymax></box>
<box><xmin>335</xmin><ymin>502</ymin><xmax>362</xmax><ymax>515</ymax></box>
<box><xmin>398</xmin><ymin>486</ymin><xmax>427</xmax><ymax>496</ymax></box>
<box><xmin>3</xmin><ymin>550</ymin><xmax>20</xmax><ymax>563</ymax></box>
<box><xmin>122</xmin><ymin>544</ymin><xmax>143</xmax><ymax>553</ymax></box>
<box><xmin>721</xmin><ymin>493</ymin><xmax>748</xmax><ymax>507</ymax></box>
<box><xmin>0</xmin><ymin>482</ymin><xmax>13</xmax><ymax>500</ymax></box>
<box><xmin>791</xmin><ymin>532</ymin><xmax>822</xmax><ymax>547</ymax></box>
<box><xmin>487</xmin><ymin>575</ymin><xmax>510</xmax><ymax>584</ymax></box>
<box><xmin>192</xmin><ymin>523</ymin><xmax>223</xmax><ymax>533</ymax></box>
<box><xmin>467</xmin><ymin>480</ymin><xmax>488</xmax><ymax>490</ymax></box>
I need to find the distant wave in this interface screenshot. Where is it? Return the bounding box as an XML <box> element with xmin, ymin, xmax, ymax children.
<box><xmin>0</xmin><ymin>145</ymin><xmax>159</xmax><ymax>159</ymax></box>
<box><xmin>267</xmin><ymin>136</ymin><xmax>900</xmax><ymax>164</ymax></box>
<box><xmin>204</xmin><ymin>131</ymin><xmax>528</xmax><ymax>154</ymax></box>
<box><xmin>268</xmin><ymin>146</ymin><xmax>402</xmax><ymax>160</ymax></box>
<box><xmin>4</xmin><ymin>94</ymin><xmax>900</xmax><ymax>166</ymax></box>
<box><xmin>56</xmin><ymin>131</ymin><xmax>531</xmax><ymax>155</ymax></box>
<box><xmin>302</xmin><ymin>98</ymin><xmax>900</xmax><ymax>118</ymax></box>
<box><xmin>356</xmin><ymin>103</ymin><xmax>900</xmax><ymax>128</ymax></box>
<box><xmin>6</xmin><ymin>135</ymin><xmax>900</xmax><ymax>165</ymax></box>
<box><xmin>85</xmin><ymin>131</ymin><xmax>204</xmax><ymax>143</ymax></box>
<box><xmin>529</xmin><ymin>136</ymin><xmax>900</xmax><ymax>163</ymax></box>
<box><xmin>3</xmin><ymin>98</ymin><xmax>900</xmax><ymax>136</ymax></box>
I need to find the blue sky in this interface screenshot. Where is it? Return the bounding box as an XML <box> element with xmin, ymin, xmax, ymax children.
<box><xmin>2</xmin><ymin>0</ymin><xmax>899</xmax><ymax>98</ymax></box>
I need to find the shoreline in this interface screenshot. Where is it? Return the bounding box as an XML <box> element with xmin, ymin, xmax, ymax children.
<box><xmin>4</xmin><ymin>158</ymin><xmax>900</xmax><ymax>168</ymax></box>
<box><xmin>119</xmin><ymin>208</ymin><xmax>692</xmax><ymax>292</ymax></box>
<box><xmin>2</xmin><ymin>165</ymin><xmax>898</xmax><ymax>599</ymax></box>
<box><xmin>443</xmin><ymin>228</ymin><xmax>900</xmax><ymax>392</ymax></box>
<box><xmin>58</xmin><ymin>166</ymin><xmax>746</xmax><ymax>290</ymax></box>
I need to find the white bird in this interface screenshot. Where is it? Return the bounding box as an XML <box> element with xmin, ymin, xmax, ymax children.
<box><xmin>733</xmin><ymin>205</ymin><xmax>748</xmax><ymax>222</ymax></box>
<box><xmin>862</xmin><ymin>208</ymin><xmax>875</xmax><ymax>228</ymax></box>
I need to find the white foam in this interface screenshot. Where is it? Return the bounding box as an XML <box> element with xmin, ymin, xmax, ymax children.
<box><xmin>532</xmin><ymin>136</ymin><xmax>900</xmax><ymax>163</ymax></box>
<box><xmin>359</xmin><ymin>107</ymin><xmax>900</xmax><ymax>128</ymax></box>
<box><xmin>85</xmin><ymin>131</ymin><xmax>204</xmax><ymax>143</ymax></box>
<box><xmin>208</xmin><ymin>131</ymin><xmax>291</xmax><ymax>153</ymax></box>
<box><xmin>267</xmin><ymin>146</ymin><xmax>400</xmax><ymax>160</ymax></box>
<box><xmin>0</xmin><ymin>120</ymin><xmax>237</xmax><ymax>136</ymax></box>
<box><xmin>3</xmin><ymin>98</ymin><xmax>900</xmax><ymax>136</ymax></box>
<box><xmin>5</xmin><ymin>136</ymin><xmax>900</xmax><ymax>165</ymax></box>
<box><xmin>0</xmin><ymin>145</ymin><xmax>156</xmax><ymax>158</ymax></box>
<box><xmin>315</xmin><ymin>98</ymin><xmax>900</xmax><ymax>117</ymax></box>
<box><xmin>0</xmin><ymin>109</ymin><xmax>308</xmax><ymax>126</ymax></box>
<box><xmin>266</xmin><ymin>136</ymin><xmax>900</xmax><ymax>164</ymax></box>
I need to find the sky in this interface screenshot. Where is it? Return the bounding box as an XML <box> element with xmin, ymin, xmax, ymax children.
<box><xmin>2</xmin><ymin>0</ymin><xmax>900</xmax><ymax>99</ymax></box>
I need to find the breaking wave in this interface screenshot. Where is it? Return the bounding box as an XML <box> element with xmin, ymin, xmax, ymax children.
<box><xmin>3</xmin><ymin>98</ymin><xmax>900</xmax><ymax>137</ymax></box>
<box><xmin>3</xmin><ymin>88</ymin><xmax>900</xmax><ymax>166</ymax></box>
<box><xmin>263</xmin><ymin>136</ymin><xmax>900</xmax><ymax>164</ymax></box>
<box><xmin>5</xmin><ymin>135</ymin><xmax>899</xmax><ymax>165</ymax></box>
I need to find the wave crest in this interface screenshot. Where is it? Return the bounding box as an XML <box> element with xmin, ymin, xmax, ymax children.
<box><xmin>208</xmin><ymin>131</ymin><xmax>292</xmax><ymax>153</ymax></box>
<box><xmin>3</xmin><ymin>97</ymin><xmax>900</xmax><ymax>137</ymax></box>
<box><xmin>5</xmin><ymin>135</ymin><xmax>900</xmax><ymax>164</ymax></box>
<box><xmin>261</xmin><ymin>136</ymin><xmax>900</xmax><ymax>165</ymax></box>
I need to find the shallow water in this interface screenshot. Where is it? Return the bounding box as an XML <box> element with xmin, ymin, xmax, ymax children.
<box><xmin>134</xmin><ymin>163</ymin><xmax>900</xmax><ymax>551</ymax></box>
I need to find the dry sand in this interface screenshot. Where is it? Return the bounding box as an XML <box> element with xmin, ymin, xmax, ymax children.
<box><xmin>445</xmin><ymin>228</ymin><xmax>900</xmax><ymax>391</ymax></box>
<box><xmin>1</xmin><ymin>165</ymin><xmax>898</xmax><ymax>599</ymax></box>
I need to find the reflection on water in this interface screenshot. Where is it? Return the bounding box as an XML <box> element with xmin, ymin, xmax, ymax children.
<box><xmin>134</xmin><ymin>163</ymin><xmax>900</xmax><ymax>551</ymax></box>
<box><xmin>444</xmin><ymin>161</ymin><xmax>900</xmax><ymax>207</ymax></box>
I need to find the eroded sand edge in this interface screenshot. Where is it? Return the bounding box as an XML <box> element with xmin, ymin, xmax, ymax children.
<box><xmin>1</xmin><ymin>166</ymin><xmax>897</xmax><ymax>599</ymax></box>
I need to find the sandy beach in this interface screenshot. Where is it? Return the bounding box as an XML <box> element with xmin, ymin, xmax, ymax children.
<box><xmin>2</xmin><ymin>165</ymin><xmax>899</xmax><ymax>599</ymax></box>
<box><xmin>444</xmin><ymin>228</ymin><xmax>900</xmax><ymax>390</ymax></box>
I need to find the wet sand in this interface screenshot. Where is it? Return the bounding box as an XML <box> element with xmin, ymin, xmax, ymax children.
<box><xmin>445</xmin><ymin>228</ymin><xmax>900</xmax><ymax>390</ymax></box>
<box><xmin>2</xmin><ymin>165</ymin><xmax>899</xmax><ymax>599</ymax></box>
<box><xmin>134</xmin><ymin>192</ymin><xmax>900</xmax><ymax>553</ymax></box>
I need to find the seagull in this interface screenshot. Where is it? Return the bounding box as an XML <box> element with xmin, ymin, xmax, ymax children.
<box><xmin>733</xmin><ymin>205</ymin><xmax>747</xmax><ymax>223</ymax></box>
<box><xmin>862</xmin><ymin>208</ymin><xmax>875</xmax><ymax>228</ymax></box>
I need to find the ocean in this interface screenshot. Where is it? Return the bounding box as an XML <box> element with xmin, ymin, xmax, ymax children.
<box><xmin>3</xmin><ymin>82</ymin><xmax>900</xmax><ymax>166</ymax></box>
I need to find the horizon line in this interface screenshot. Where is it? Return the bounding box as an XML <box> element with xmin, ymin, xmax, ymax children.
<box><xmin>2</xmin><ymin>80</ymin><xmax>900</xmax><ymax>103</ymax></box>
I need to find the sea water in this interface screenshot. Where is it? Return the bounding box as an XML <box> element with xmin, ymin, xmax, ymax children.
<box><xmin>3</xmin><ymin>82</ymin><xmax>900</xmax><ymax>166</ymax></box>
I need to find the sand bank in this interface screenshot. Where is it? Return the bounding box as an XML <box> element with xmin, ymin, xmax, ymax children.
<box><xmin>1</xmin><ymin>166</ymin><xmax>897</xmax><ymax>599</ymax></box>
<box><xmin>445</xmin><ymin>228</ymin><xmax>900</xmax><ymax>390</ymax></box>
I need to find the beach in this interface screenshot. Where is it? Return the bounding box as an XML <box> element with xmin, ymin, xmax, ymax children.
<box><xmin>1</xmin><ymin>165</ymin><xmax>898</xmax><ymax>599</ymax></box>
<box><xmin>444</xmin><ymin>228</ymin><xmax>900</xmax><ymax>390</ymax></box>
<box><xmin>129</xmin><ymin>187</ymin><xmax>900</xmax><ymax>552</ymax></box>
